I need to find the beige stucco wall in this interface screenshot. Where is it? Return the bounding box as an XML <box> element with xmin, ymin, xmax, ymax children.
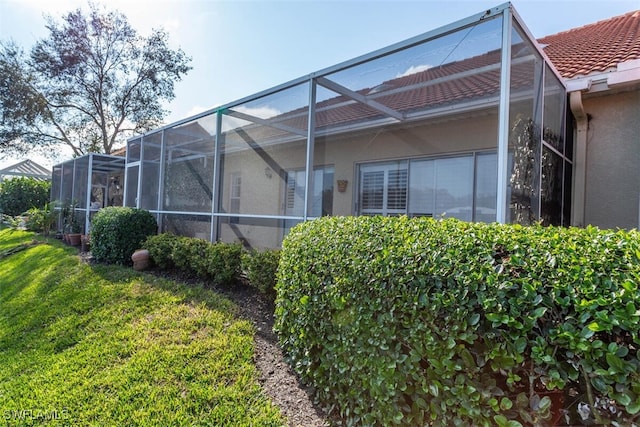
<box><xmin>582</xmin><ymin>89</ymin><xmax>640</xmax><ymax>229</ymax></box>
<box><xmin>316</xmin><ymin>114</ymin><xmax>498</xmax><ymax>216</ymax></box>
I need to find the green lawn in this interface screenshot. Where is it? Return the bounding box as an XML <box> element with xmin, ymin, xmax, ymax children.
<box><xmin>0</xmin><ymin>228</ymin><xmax>283</xmax><ymax>426</ymax></box>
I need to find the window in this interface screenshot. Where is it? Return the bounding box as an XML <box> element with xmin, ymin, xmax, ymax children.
<box><xmin>359</xmin><ymin>161</ymin><xmax>408</xmax><ymax>216</ymax></box>
<box><xmin>229</xmin><ymin>173</ymin><xmax>241</xmax><ymax>223</ymax></box>
<box><xmin>284</xmin><ymin>166</ymin><xmax>334</xmax><ymax>236</ymax></box>
<box><xmin>410</xmin><ymin>156</ymin><xmax>474</xmax><ymax>221</ymax></box>
<box><xmin>285</xmin><ymin>166</ymin><xmax>335</xmax><ymax>218</ymax></box>
<box><xmin>358</xmin><ymin>153</ymin><xmax>497</xmax><ymax>222</ymax></box>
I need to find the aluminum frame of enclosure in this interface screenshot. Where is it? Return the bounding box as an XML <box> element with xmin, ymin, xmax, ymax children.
<box><xmin>51</xmin><ymin>154</ymin><xmax>126</xmax><ymax>234</ymax></box>
<box><xmin>121</xmin><ymin>2</ymin><xmax>570</xmax><ymax>249</ymax></box>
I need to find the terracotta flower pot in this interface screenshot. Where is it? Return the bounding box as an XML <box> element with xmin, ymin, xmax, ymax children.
<box><xmin>68</xmin><ymin>233</ymin><xmax>82</xmax><ymax>246</ymax></box>
<box><xmin>131</xmin><ymin>249</ymin><xmax>150</xmax><ymax>271</ymax></box>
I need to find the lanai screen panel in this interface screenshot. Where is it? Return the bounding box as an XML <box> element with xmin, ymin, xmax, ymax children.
<box><xmin>127</xmin><ymin>138</ymin><xmax>141</xmax><ymax>163</ymax></box>
<box><xmin>162</xmin><ymin>213</ymin><xmax>211</xmax><ymax>240</ymax></box>
<box><xmin>51</xmin><ymin>165</ymin><xmax>62</xmax><ymax>202</ymax></box>
<box><xmin>218</xmin><ymin>82</ymin><xmax>309</xmax><ymax>249</ymax></box>
<box><xmin>125</xmin><ymin>137</ymin><xmax>142</xmax><ymax>207</ymax></box>
<box><xmin>125</xmin><ymin>164</ymin><xmax>139</xmax><ymax>207</ymax></box>
<box><xmin>541</xmin><ymin>64</ymin><xmax>569</xmax><ymax>226</ymax></box>
<box><xmin>73</xmin><ymin>156</ymin><xmax>89</xmax><ymax>209</ymax></box>
<box><xmin>90</xmin><ymin>154</ymin><xmax>126</xmax><ymax>209</ymax></box>
<box><xmin>140</xmin><ymin>132</ymin><xmax>162</xmax><ymax>211</ymax></box>
<box><xmin>162</xmin><ymin>115</ymin><xmax>216</xmax><ymax>213</ymax></box>
<box><xmin>543</xmin><ymin>65</ymin><xmax>566</xmax><ymax>155</ymax></box>
<box><xmin>506</xmin><ymin>21</ymin><xmax>544</xmax><ymax>225</ymax></box>
<box><xmin>314</xmin><ymin>14</ymin><xmax>504</xmax><ymax>221</ymax></box>
<box><xmin>60</xmin><ymin>161</ymin><xmax>74</xmax><ymax>203</ymax></box>
<box><xmin>317</xmin><ymin>14</ymin><xmax>504</xmax><ymax>134</ymax></box>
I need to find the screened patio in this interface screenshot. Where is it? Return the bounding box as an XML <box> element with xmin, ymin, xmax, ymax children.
<box><xmin>123</xmin><ymin>2</ymin><xmax>570</xmax><ymax>249</ymax></box>
<box><xmin>51</xmin><ymin>154</ymin><xmax>125</xmax><ymax>234</ymax></box>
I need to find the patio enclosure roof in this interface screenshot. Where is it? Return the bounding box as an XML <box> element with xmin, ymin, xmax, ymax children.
<box><xmin>53</xmin><ymin>3</ymin><xmax>573</xmax><ymax>248</ymax></box>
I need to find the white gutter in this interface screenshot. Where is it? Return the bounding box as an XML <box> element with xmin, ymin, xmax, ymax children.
<box><xmin>567</xmin><ymin>59</ymin><xmax>640</xmax><ymax>95</ymax></box>
<box><xmin>607</xmin><ymin>58</ymin><xmax>640</xmax><ymax>87</ymax></box>
<box><xmin>569</xmin><ymin>90</ymin><xmax>588</xmax><ymax>227</ymax></box>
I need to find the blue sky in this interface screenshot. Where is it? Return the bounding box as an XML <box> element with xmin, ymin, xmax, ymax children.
<box><xmin>0</xmin><ymin>0</ymin><xmax>638</xmax><ymax>167</ymax></box>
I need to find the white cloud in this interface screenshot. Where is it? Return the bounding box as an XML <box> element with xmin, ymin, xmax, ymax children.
<box><xmin>220</xmin><ymin>105</ymin><xmax>284</xmax><ymax>132</ymax></box>
<box><xmin>396</xmin><ymin>64</ymin><xmax>433</xmax><ymax>78</ymax></box>
<box><xmin>184</xmin><ymin>105</ymin><xmax>213</xmax><ymax>119</ymax></box>
<box><xmin>235</xmin><ymin>105</ymin><xmax>282</xmax><ymax>120</ymax></box>
<box><xmin>10</xmin><ymin>0</ymin><xmax>186</xmax><ymax>38</ymax></box>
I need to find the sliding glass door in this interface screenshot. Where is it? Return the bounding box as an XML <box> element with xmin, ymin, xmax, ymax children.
<box><xmin>357</xmin><ymin>153</ymin><xmax>497</xmax><ymax>222</ymax></box>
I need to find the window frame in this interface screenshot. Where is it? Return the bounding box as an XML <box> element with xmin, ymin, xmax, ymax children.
<box><xmin>355</xmin><ymin>150</ymin><xmax>498</xmax><ymax>221</ymax></box>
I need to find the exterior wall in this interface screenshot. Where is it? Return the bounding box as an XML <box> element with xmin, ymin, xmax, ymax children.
<box><xmin>583</xmin><ymin>89</ymin><xmax>640</xmax><ymax>229</ymax></box>
<box><xmin>316</xmin><ymin>113</ymin><xmax>499</xmax><ymax>216</ymax></box>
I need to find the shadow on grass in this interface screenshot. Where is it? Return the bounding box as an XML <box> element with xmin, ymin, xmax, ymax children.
<box><xmin>88</xmin><ymin>260</ymin><xmax>280</xmax><ymax>346</ymax></box>
<box><xmin>87</xmin><ymin>262</ymin><xmax>239</xmax><ymax>315</ymax></box>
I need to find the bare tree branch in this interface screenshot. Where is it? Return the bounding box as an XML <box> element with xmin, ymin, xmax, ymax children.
<box><xmin>0</xmin><ymin>3</ymin><xmax>191</xmax><ymax>157</ymax></box>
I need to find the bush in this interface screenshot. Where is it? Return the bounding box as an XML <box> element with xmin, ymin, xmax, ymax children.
<box><xmin>143</xmin><ymin>233</ymin><xmax>180</xmax><ymax>269</ymax></box>
<box><xmin>24</xmin><ymin>202</ymin><xmax>58</xmax><ymax>235</ymax></box>
<box><xmin>0</xmin><ymin>177</ymin><xmax>50</xmax><ymax>216</ymax></box>
<box><xmin>90</xmin><ymin>207</ymin><xmax>157</xmax><ymax>265</ymax></box>
<box><xmin>274</xmin><ymin>216</ymin><xmax>640</xmax><ymax>426</ymax></box>
<box><xmin>242</xmin><ymin>249</ymin><xmax>280</xmax><ymax>297</ymax></box>
<box><xmin>145</xmin><ymin>233</ymin><xmax>243</xmax><ymax>286</ymax></box>
<box><xmin>201</xmin><ymin>241</ymin><xmax>243</xmax><ymax>286</ymax></box>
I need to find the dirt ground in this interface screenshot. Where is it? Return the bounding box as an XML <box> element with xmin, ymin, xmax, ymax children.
<box><xmin>218</xmin><ymin>283</ymin><xmax>330</xmax><ymax>427</ymax></box>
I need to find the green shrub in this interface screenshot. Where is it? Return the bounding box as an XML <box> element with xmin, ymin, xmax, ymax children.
<box><xmin>148</xmin><ymin>233</ymin><xmax>243</xmax><ymax>286</ymax></box>
<box><xmin>90</xmin><ymin>207</ymin><xmax>157</xmax><ymax>265</ymax></box>
<box><xmin>171</xmin><ymin>236</ymin><xmax>209</xmax><ymax>274</ymax></box>
<box><xmin>274</xmin><ymin>216</ymin><xmax>640</xmax><ymax>426</ymax></box>
<box><xmin>143</xmin><ymin>233</ymin><xmax>180</xmax><ymax>269</ymax></box>
<box><xmin>0</xmin><ymin>177</ymin><xmax>50</xmax><ymax>216</ymax></box>
<box><xmin>24</xmin><ymin>202</ymin><xmax>58</xmax><ymax>235</ymax></box>
<box><xmin>242</xmin><ymin>249</ymin><xmax>280</xmax><ymax>297</ymax></box>
<box><xmin>202</xmin><ymin>241</ymin><xmax>243</xmax><ymax>286</ymax></box>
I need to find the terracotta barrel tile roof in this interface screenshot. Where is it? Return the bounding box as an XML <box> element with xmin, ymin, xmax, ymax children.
<box><xmin>539</xmin><ymin>10</ymin><xmax>640</xmax><ymax>78</ymax></box>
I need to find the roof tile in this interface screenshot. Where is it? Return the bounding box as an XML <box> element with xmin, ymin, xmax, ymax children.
<box><xmin>539</xmin><ymin>10</ymin><xmax>640</xmax><ymax>78</ymax></box>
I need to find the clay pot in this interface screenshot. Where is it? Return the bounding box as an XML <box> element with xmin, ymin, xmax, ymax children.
<box><xmin>68</xmin><ymin>233</ymin><xmax>82</xmax><ymax>246</ymax></box>
<box><xmin>131</xmin><ymin>249</ymin><xmax>150</xmax><ymax>271</ymax></box>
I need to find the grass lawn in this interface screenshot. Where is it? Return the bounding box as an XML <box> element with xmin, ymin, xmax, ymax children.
<box><xmin>0</xmin><ymin>228</ymin><xmax>284</xmax><ymax>426</ymax></box>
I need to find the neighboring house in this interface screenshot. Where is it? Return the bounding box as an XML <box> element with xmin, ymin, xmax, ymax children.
<box><xmin>540</xmin><ymin>10</ymin><xmax>640</xmax><ymax>230</ymax></box>
<box><xmin>51</xmin><ymin>3</ymin><xmax>640</xmax><ymax>247</ymax></box>
<box><xmin>0</xmin><ymin>159</ymin><xmax>50</xmax><ymax>182</ymax></box>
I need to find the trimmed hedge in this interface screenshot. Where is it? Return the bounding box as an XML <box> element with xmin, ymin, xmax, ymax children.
<box><xmin>242</xmin><ymin>249</ymin><xmax>280</xmax><ymax>297</ymax></box>
<box><xmin>143</xmin><ymin>233</ymin><xmax>179</xmax><ymax>269</ymax></box>
<box><xmin>274</xmin><ymin>216</ymin><xmax>640</xmax><ymax>426</ymax></box>
<box><xmin>144</xmin><ymin>234</ymin><xmax>243</xmax><ymax>286</ymax></box>
<box><xmin>90</xmin><ymin>207</ymin><xmax>157</xmax><ymax>265</ymax></box>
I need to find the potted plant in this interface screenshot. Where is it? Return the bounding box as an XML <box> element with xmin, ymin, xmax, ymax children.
<box><xmin>63</xmin><ymin>201</ymin><xmax>83</xmax><ymax>246</ymax></box>
<box><xmin>67</xmin><ymin>218</ymin><xmax>82</xmax><ymax>246</ymax></box>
